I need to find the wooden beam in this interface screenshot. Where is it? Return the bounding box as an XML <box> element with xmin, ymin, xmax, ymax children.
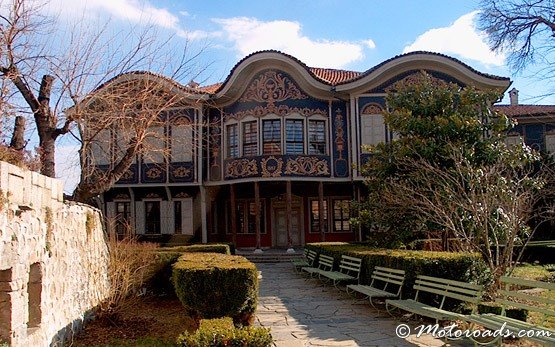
<box><xmin>286</xmin><ymin>180</ymin><xmax>292</xmax><ymax>249</ymax></box>
<box><xmin>254</xmin><ymin>181</ymin><xmax>261</xmax><ymax>250</ymax></box>
<box><xmin>318</xmin><ymin>181</ymin><xmax>325</xmax><ymax>242</ymax></box>
<box><xmin>230</xmin><ymin>184</ymin><xmax>237</xmax><ymax>246</ymax></box>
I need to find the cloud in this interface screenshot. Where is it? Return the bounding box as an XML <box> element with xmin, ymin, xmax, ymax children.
<box><xmin>363</xmin><ymin>39</ymin><xmax>376</xmax><ymax>49</ymax></box>
<box><xmin>403</xmin><ymin>11</ymin><xmax>505</xmax><ymax>67</ymax></box>
<box><xmin>213</xmin><ymin>17</ymin><xmax>373</xmax><ymax>68</ymax></box>
<box><xmin>45</xmin><ymin>0</ymin><xmax>215</xmax><ymax>40</ymax></box>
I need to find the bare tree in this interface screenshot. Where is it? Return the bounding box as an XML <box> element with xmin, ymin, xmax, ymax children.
<box><xmin>380</xmin><ymin>145</ymin><xmax>554</xmax><ymax>284</ymax></box>
<box><xmin>478</xmin><ymin>0</ymin><xmax>555</xmax><ymax>72</ymax></box>
<box><xmin>0</xmin><ymin>0</ymin><xmax>205</xmax><ymax>185</ymax></box>
<box><xmin>73</xmin><ymin>73</ymin><xmax>204</xmax><ymax>202</ymax></box>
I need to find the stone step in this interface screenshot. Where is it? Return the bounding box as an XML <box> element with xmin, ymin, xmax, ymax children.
<box><xmin>238</xmin><ymin>250</ymin><xmax>305</xmax><ymax>263</ymax></box>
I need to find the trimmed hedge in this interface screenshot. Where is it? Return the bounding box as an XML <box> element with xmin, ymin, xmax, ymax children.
<box><xmin>148</xmin><ymin>244</ymin><xmax>233</xmax><ymax>292</ymax></box>
<box><xmin>305</xmin><ymin>242</ymin><xmax>486</xmax><ymax>300</ymax></box>
<box><xmin>172</xmin><ymin>253</ymin><xmax>258</xmax><ymax>326</ymax></box>
<box><xmin>177</xmin><ymin>318</ymin><xmax>272</xmax><ymax>347</ymax></box>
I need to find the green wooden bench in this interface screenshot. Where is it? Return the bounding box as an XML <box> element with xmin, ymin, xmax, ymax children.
<box><xmin>465</xmin><ymin>276</ymin><xmax>555</xmax><ymax>345</ymax></box>
<box><xmin>318</xmin><ymin>255</ymin><xmax>362</xmax><ymax>288</ymax></box>
<box><xmin>386</xmin><ymin>275</ymin><xmax>483</xmax><ymax>322</ymax></box>
<box><xmin>347</xmin><ymin>266</ymin><xmax>405</xmax><ymax>308</ymax></box>
<box><xmin>301</xmin><ymin>254</ymin><xmax>334</xmax><ymax>278</ymax></box>
<box><xmin>292</xmin><ymin>249</ymin><xmax>317</xmax><ymax>272</ymax></box>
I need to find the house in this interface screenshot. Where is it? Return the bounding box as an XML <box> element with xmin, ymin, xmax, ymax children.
<box><xmin>83</xmin><ymin>50</ymin><xmax>553</xmax><ymax>250</ymax></box>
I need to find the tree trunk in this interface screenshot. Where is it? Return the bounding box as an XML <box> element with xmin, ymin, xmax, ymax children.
<box><xmin>36</xmin><ymin>75</ymin><xmax>56</xmax><ymax>177</ymax></box>
<box><xmin>9</xmin><ymin>115</ymin><xmax>26</xmax><ymax>150</ymax></box>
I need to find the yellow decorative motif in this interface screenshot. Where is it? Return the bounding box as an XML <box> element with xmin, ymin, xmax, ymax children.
<box><xmin>173</xmin><ymin>166</ymin><xmax>191</xmax><ymax>178</ymax></box>
<box><xmin>227</xmin><ymin>104</ymin><xmax>327</xmax><ymax>121</ymax></box>
<box><xmin>225</xmin><ymin>159</ymin><xmax>258</xmax><ymax>178</ymax></box>
<box><xmin>261</xmin><ymin>156</ymin><xmax>284</xmax><ymax>177</ymax></box>
<box><xmin>285</xmin><ymin>157</ymin><xmax>330</xmax><ymax>176</ymax></box>
<box><xmin>146</xmin><ymin>167</ymin><xmax>162</xmax><ymax>179</ymax></box>
<box><xmin>121</xmin><ymin>169</ymin><xmax>134</xmax><ymax>180</ymax></box>
<box><xmin>175</xmin><ymin>192</ymin><xmax>190</xmax><ymax>198</ymax></box>
<box><xmin>240</xmin><ymin>70</ymin><xmax>307</xmax><ymax>106</ymax></box>
<box><xmin>361</xmin><ymin>103</ymin><xmax>383</xmax><ymax>115</ymax></box>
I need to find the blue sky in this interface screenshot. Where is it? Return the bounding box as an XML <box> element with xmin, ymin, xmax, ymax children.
<box><xmin>44</xmin><ymin>0</ymin><xmax>555</xmax><ymax>191</ymax></box>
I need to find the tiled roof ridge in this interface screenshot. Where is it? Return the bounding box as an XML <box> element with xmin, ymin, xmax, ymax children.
<box><xmin>210</xmin><ymin>50</ymin><xmax>510</xmax><ymax>94</ymax></box>
<box><xmin>91</xmin><ymin>70</ymin><xmax>211</xmax><ymax>96</ymax></box>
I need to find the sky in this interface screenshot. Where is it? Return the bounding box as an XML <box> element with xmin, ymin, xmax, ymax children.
<box><xmin>40</xmin><ymin>0</ymin><xmax>555</xmax><ymax>192</ymax></box>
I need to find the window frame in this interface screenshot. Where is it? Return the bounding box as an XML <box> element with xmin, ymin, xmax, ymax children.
<box><xmin>262</xmin><ymin>118</ymin><xmax>282</xmax><ymax>155</ymax></box>
<box><xmin>226</xmin><ymin>199</ymin><xmax>266</xmax><ymax>234</ymax></box>
<box><xmin>242</xmin><ymin>120</ymin><xmax>259</xmax><ymax>157</ymax></box>
<box><xmin>309</xmin><ymin>198</ymin><xmax>328</xmax><ymax>233</ymax></box>
<box><xmin>226</xmin><ymin>122</ymin><xmax>239</xmax><ymax>158</ymax></box>
<box><xmin>285</xmin><ymin>118</ymin><xmax>305</xmax><ymax>154</ymax></box>
<box><xmin>115</xmin><ymin>200</ymin><xmax>132</xmax><ymax>235</ymax></box>
<box><xmin>144</xmin><ymin>200</ymin><xmax>162</xmax><ymax>234</ymax></box>
<box><xmin>308</xmin><ymin>119</ymin><xmax>327</xmax><ymax>155</ymax></box>
<box><xmin>332</xmin><ymin>198</ymin><xmax>351</xmax><ymax>233</ymax></box>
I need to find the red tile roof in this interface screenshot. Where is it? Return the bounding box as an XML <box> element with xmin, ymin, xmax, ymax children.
<box><xmin>309</xmin><ymin>67</ymin><xmax>362</xmax><ymax>84</ymax></box>
<box><xmin>494</xmin><ymin>105</ymin><xmax>555</xmax><ymax>117</ymax></box>
<box><xmin>199</xmin><ymin>83</ymin><xmax>222</xmax><ymax>94</ymax></box>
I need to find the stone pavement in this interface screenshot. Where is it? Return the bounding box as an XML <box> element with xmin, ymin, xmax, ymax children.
<box><xmin>255</xmin><ymin>263</ymin><xmax>469</xmax><ymax>347</ymax></box>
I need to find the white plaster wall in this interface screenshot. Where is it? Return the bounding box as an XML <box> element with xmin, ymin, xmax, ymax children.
<box><xmin>0</xmin><ymin>161</ymin><xmax>110</xmax><ymax>347</ymax></box>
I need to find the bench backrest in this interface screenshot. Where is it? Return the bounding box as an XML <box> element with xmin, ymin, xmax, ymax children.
<box><xmin>306</xmin><ymin>250</ymin><xmax>317</xmax><ymax>266</ymax></box>
<box><xmin>498</xmin><ymin>276</ymin><xmax>555</xmax><ymax>324</ymax></box>
<box><xmin>370</xmin><ymin>266</ymin><xmax>405</xmax><ymax>296</ymax></box>
<box><xmin>339</xmin><ymin>255</ymin><xmax>362</xmax><ymax>280</ymax></box>
<box><xmin>317</xmin><ymin>254</ymin><xmax>334</xmax><ymax>271</ymax></box>
<box><xmin>414</xmin><ymin>275</ymin><xmax>483</xmax><ymax>309</ymax></box>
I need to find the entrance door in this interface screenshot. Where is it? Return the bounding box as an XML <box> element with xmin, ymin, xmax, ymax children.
<box><xmin>274</xmin><ymin>207</ymin><xmax>302</xmax><ymax>247</ymax></box>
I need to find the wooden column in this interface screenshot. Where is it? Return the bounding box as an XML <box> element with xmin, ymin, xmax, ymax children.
<box><xmin>318</xmin><ymin>181</ymin><xmax>325</xmax><ymax>242</ymax></box>
<box><xmin>230</xmin><ymin>184</ymin><xmax>237</xmax><ymax>246</ymax></box>
<box><xmin>286</xmin><ymin>180</ymin><xmax>293</xmax><ymax>250</ymax></box>
<box><xmin>254</xmin><ymin>181</ymin><xmax>262</xmax><ymax>251</ymax></box>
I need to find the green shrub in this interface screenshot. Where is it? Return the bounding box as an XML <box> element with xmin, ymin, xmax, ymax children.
<box><xmin>305</xmin><ymin>242</ymin><xmax>487</xmax><ymax>301</ymax></box>
<box><xmin>160</xmin><ymin>244</ymin><xmax>231</xmax><ymax>255</ymax></box>
<box><xmin>177</xmin><ymin>318</ymin><xmax>272</xmax><ymax>347</ymax></box>
<box><xmin>172</xmin><ymin>253</ymin><xmax>258</xmax><ymax>326</ymax></box>
<box><xmin>148</xmin><ymin>244</ymin><xmax>232</xmax><ymax>292</ymax></box>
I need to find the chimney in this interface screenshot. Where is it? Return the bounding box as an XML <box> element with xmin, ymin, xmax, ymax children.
<box><xmin>509</xmin><ymin>88</ymin><xmax>519</xmax><ymax>105</ymax></box>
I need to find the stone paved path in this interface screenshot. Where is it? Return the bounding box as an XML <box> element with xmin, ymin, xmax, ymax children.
<box><xmin>255</xmin><ymin>263</ymin><xmax>468</xmax><ymax>347</ymax></box>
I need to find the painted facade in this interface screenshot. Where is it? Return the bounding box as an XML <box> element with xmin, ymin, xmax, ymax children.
<box><xmin>84</xmin><ymin>50</ymin><xmax>553</xmax><ymax>249</ymax></box>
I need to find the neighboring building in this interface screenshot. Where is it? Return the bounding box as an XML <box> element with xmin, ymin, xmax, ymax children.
<box><xmin>85</xmin><ymin>50</ymin><xmax>554</xmax><ymax>249</ymax></box>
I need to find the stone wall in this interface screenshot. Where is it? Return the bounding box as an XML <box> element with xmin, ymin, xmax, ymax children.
<box><xmin>0</xmin><ymin>161</ymin><xmax>110</xmax><ymax>346</ymax></box>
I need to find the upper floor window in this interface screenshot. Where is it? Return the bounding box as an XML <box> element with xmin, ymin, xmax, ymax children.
<box><xmin>286</xmin><ymin>119</ymin><xmax>304</xmax><ymax>154</ymax></box>
<box><xmin>263</xmin><ymin>119</ymin><xmax>281</xmax><ymax>154</ymax></box>
<box><xmin>361</xmin><ymin>104</ymin><xmax>385</xmax><ymax>151</ymax></box>
<box><xmin>243</xmin><ymin>121</ymin><xmax>258</xmax><ymax>157</ymax></box>
<box><xmin>227</xmin><ymin>124</ymin><xmax>239</xmax><ymax>158</ymax></box>
<box><xmin>308</xmin><ymin>120</ymin><xmax>326</xmax><ymax>155</ymax></box>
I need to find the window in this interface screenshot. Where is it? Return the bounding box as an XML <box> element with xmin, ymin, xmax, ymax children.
<box><xmin>308</xmin><ymin>120</ymin><xmax>326</xmax><ymax>155</ymax></box>
<box><xmin>243</xmin><ymin>121</ymin><xmax>258</xmax><ymax>156</ymax></box>
<box><xmin>361</xmin><ymin>113</ymin><xmax>385</xmax><ymax>150</ymax></box>
<box><xmin>286</xmin><ymin>119</ymin><xmax>304</xmax><ymax>154</ymax></box>
<box><xmin>546</xmin><ymin>133</ymin><xmax>555</xmax><ymax>154</ymax></box>
<box><xmin>332</xmin><ymin>199</ymin><xmax>350</xmax><ymax>232</ymax></box>
<box><xmin>310</xmin><ymin>199</ymin><xmax>328</xmax><ymax>233</ymax></box>
<box><xmin>505</xmin><ymin>133</ymin><xmax>522</xmax><ymax>147</ymax></box>
<box><xmin>115</xmin><ymin>201</ymin><xmax>131</xmax><ymax>235</ymax></box>
<box><xmin>263</xmin><ymin>119</ymin><xmax>281</xmax><ymax>154</ymax></box>
<box><xmin>174</xmin><ymin>201</ymin><xmax>182</xmax><ymax>234</ymax></box>
<box><xmin>229</xmin><ymin>200</ymin><xmax>266</xmax><ymax>234</ymax></box>
<box><xmin>145</xmin><ymin>201</ymin><xmax>161</xmax><ymax>234</ymax></box>
<box><xmin>226</xmin><ymin>124</ymin><xmax>239</xmax><ymax>158</ymax></box>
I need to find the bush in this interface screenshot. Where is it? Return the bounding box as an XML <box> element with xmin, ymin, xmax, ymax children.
<box><xmin>160</xmin><ymin>244</ymin><xmax>231</xmax><ymax>255</ymax></box>
<box><xmin>172</xmin><ymin>253</ymin><xmax>258</xmax><ymax>326</ymax></box>
<box><xmin>177</xmin><ymin>318</ymin><xmax>272</xmax><ymax>347</ymax></box>
<box><xmin>148</xmin><ymin>244</ymin><xmax>233</xmax><ymax>292</ymax></box>
<box><xmin>101</xmin><ymin>235</ymin><xmax>160</xmax><ymax>315</ymax></box>
<box><xmin>305</xmin><ymin>242</ymin><xmax>487</xmax><ymax>300</ymax></box>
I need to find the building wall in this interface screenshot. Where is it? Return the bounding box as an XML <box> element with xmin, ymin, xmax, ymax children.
<box><xmin>0</xmin><ymin>161</ymin><xmax>109</xmax><ymax>347</ymax></box>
